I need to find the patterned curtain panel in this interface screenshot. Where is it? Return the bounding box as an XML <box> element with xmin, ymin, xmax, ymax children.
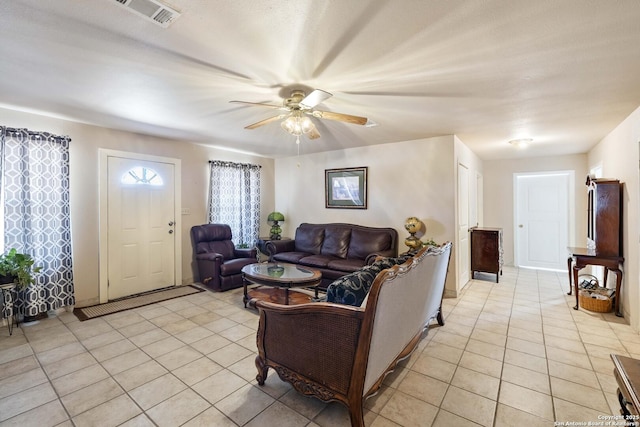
<box><xmin>207</xmin><ymin>160</ymin><xmax>261</xmax><ymax>246</ymax></box>
<box><xmin>0</xmin><ymin>127</ymin><xmax>75</xmax><ymax>318</ymax></box>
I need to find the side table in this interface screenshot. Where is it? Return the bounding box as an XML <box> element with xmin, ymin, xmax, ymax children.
<box><xmin>0</xmin><ymin>282</ymin><xmax>18</xmax><ymax>336</ymax></box>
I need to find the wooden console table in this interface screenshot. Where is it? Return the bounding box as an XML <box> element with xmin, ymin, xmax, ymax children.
<box><xmin>611</xmin><ymin>354</ymin><xmax>640</xmax><ymax>422</ymax></box>
<box><xmin>567</xmin><ymin>246</ymin><xmax>624</xmax><ymax>317</ymax></box>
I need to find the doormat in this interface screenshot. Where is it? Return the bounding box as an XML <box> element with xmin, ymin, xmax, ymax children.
<box><xmin>73</xmin><ymin>285</ymin><xmax>205</xmax><ymax>321</ymax></box>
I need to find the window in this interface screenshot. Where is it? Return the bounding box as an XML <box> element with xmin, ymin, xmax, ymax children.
<box><xmin>121</xmin><ymin>166</ymin><xmax>163</xmax><ymax>185</ymax></box>
<box><xmin>207</xmin><ymin>161</ymin><xmax>261</xmax><ymax>246</ymax></box>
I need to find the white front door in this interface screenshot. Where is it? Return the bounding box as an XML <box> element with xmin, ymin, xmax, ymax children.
<box><xmin>515</xmin><ymin>172</ymin><xmax>572</xmax><ymax>271</ymax></box>
<box><xmin>458</xmin><ymin>163</ymin><xmax>470</xmax><ymax>287</ymax></box>
<box><xmin>107</xmin><ymin>156</ymin><xmax>176</xmax><ymax>299</ymax></box>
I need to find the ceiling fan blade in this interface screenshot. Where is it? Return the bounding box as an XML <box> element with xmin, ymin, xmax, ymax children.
<box><xmin>230</xmin><ymin>100</ymin><xmax>284</xmax><ymax>110</ymax></box>
<box><xmin>307</xmin><ymin>125</ymin><xmax>321</xmax><ymax>140</ymax></box>
<box><xmin>245</xmin><ymin>115</ymin><xmax>286</xmax><ymax>129</ymax></box>
<box><xmin>312</xmin><ymin>110</ymin><xmax>368</xmax><ymax>126</ymax></box>
<box><xmin>300</xmin><ymin>89</ymin><xmax>332</xmax><ymax>109</ymax></box>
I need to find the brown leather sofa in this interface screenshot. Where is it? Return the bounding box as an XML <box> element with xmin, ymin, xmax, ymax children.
<box><xmin>266</xmin><ymin>223</ymin><xmax>398</xmax><ymax>288</ymax></box>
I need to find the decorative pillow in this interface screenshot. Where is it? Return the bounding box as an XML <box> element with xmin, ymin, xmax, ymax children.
<box><xmin>325</xmin><ymin>255</ymin><xmax>412</xmax><ymax>306</ymax></box>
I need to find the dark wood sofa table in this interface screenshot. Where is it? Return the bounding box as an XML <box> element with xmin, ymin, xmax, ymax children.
<box><xmin>611</xmin><ymin>354</ymin><xmax>640</xmax><ymax>425</ymax></box>
<box><xmin>567</xmin><ymin>246</ymin><xmax>624</xmax><ymax>317</ymax></box>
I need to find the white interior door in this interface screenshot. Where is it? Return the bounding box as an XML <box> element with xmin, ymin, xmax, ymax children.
<box><xmin>515</xmin><ymin>172</ymin><xmax>571</xmax><ymax>271</ymax></box>
<box><xmin>107</xmin><ymin>157</ymin><xmax>176</xmax><ymax>299</ymax></box>
<box><xmin>458</xmin><ymin>164</ymin><xmax>470</xmax><ymax>287</ymax></box>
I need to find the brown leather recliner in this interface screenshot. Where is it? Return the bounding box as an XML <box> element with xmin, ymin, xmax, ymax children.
<box><xmin>191</xmin><ymin>224</ymin><xmax>257</xmax><ymax>291</ymax></box>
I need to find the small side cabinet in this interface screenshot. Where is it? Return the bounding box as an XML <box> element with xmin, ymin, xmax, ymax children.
<box><xmin>470</xmin><ymin>227</ymin><xmax>503</xmax><ymax>283</ymax></box>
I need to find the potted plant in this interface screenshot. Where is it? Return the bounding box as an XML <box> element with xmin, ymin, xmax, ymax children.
<box><xmin>0</xmin><ymin>248</ymin><xmax>42</xmax><ymax>289</ymax></box>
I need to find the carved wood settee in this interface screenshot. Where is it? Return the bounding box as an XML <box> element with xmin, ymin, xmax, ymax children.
<box><xmin>253</xmin><ymin>242</ymin><xmax>452</xmax><ymax>426</ymax></box>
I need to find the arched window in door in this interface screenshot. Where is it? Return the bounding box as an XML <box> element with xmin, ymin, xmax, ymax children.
<box><xmin>121</xmin><ymin>166</ymin><xmax>164</xmax><ymax>186</ymax></box>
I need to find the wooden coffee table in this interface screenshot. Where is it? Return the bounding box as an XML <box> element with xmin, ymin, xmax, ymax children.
<box><xmin>241</xmin><ymin>263</ymin><xmax>322</xmax><ymax>307</ymax></box>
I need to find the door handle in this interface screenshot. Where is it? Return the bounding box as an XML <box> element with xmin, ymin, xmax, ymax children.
<box><xmin>518</xmin><ymin>224</ymin><xmax>523</xmax><ymax>228</ymax></box>
<box><xmin>168</xmin><ymin>230</ymin><xmax>174</xmax><ymax>234</ymax></box>
<box><xmin>168</xmin><ymin>221</ymin><xmax>175</xmax><ymax>226</ymax></box>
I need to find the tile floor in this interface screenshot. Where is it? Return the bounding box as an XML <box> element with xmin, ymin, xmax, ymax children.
<box><xmin>0</xmin><ymin>266</ymin><xmax>637</xmax><ymax>426</ymax></box>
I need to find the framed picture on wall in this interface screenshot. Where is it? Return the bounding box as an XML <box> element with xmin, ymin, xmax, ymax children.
<box><xmin>325</xmin><ymin>167</ymin><xmax>368</xmax><ymax>209</ymax></box>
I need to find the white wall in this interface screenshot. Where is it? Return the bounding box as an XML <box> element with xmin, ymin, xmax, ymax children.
<box><xmin>588</xmin><ymin>106</ymin><xmax>640</xmax><ymax>329</ymax></box>
<box><xmin>483</xmin><ymin>154</ymin><xmax>588</xmax><ymax>267</ymax></box>
<box><xmin>1</xmin><ymin>107</ymin><xmax>275</xmax><ymax>306</ymax></box>
<box><xmin>274</xmin><ymin>135</ymin><xmax>482</xmax><ymax>296</ymax></box>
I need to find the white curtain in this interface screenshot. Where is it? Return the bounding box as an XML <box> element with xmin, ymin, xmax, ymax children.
<box><xmin>207</xmin><ymin>160</ymin><xmax>261</xmax><ymax>246</ymax></box>
<box><xmin>0</xmin><ymin>127</ymin><xmax>74</xmax><ymax>318</ymax></box>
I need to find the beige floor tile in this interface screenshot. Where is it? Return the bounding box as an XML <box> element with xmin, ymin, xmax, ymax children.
<box><xmin>313</xmin><ymin>401</ymin><xmax>352</xmax><ymax>427</ymax></box>
<box><xmin>217</xmin><ymin>323</ymin><xmax>255</xmax><ymax>342</ymax></box>
<box><xmin>584</xmin><ymin>342</ymin><xmax>629</xmax><ymax>360</ymax></box>
<box><xmin>172</xmin><ymin>357</ymin><xmax>223</xmax><ymax>386</ymax></box>
<box><xmin>146</xmin><ymin>389</ymin><xmax>210</xmax><ymax>427</ymax></box>
<box><xmin>69</xmin><ymin>319</ymin><xmax>114</xmax><ymax>340</ymax></box>
<box><xmin>441</xmin><ymin>385</ymin><xmax>496</xmax><ymax>427</ymax></box>
<box><xmin>498</xmin><ymin>381</ymin><xmax>553</xmax><ymax>421</ymax></box>
<box><xmin>548</xmin><ymin>359</ymin><xmax>600</xmax><ymax>389</ymax></box>
<box><xmin>155</xmin><ymin>345</ymin><xmax>202</xmax><ymax>371</ymax></box>
<box><xmin>191</xmin><ymin>369</ymin><xmax>247</xmax><ymax>404</ymax></box>
<box><xmin>207</xmin><ymin>342</ymin><xmax>253</xmax><ymax>367</ymax></box>
<box><xmin>0</xmin><ymin>382</ymin><xmax>58</xmax><ymax>422</ymax></box>
<box><xmin>140</xmin><ymin>336</ymin><xmax>185</xmax><ymax>358</ymax></box>
<box><xmin>0</xmin><ymin>355</ymin><xmax>40</xmax><ymax>381</ymax></box>
<box><xmin>173</xmin><ymin>326</ymin><xmax>214</xmax><ymax>344</ymax></box>
<box><xmin>128</xmin><ymin>327</ymin><xmax>171</xmax><ymax>347</ymax></box>
<box><xmin>81</xmin><ymin>330</ymin><xmax>125</xmax><ymax>350</ymax></box>
<box><xmin>451</xmin><ymin>366</ymin><xmax>500</xmax><ymax>400</ymax></box>
<box><xmin>0</xmin><ymin>368</ymin><xmax>48</xmax><ymax>400</ymax></box>
<box><xmin>397</xmin><ymin>370</ymin><xmax>448</xmax><ymax>406</ymax></box>
<box><xmin>501</xmin><ymin>363</ymin><xmax>550</xmax><ymax>394</ymax></box>
<box><xmin>182</xmin><ymin>406</ymin><xmax>237</xmax><ymax>427</ymax></box>
<box><xmin>112</xmin><ymin>360</ymin><xmax>168</xmax><ymax>391</ymax></box>
<box><xmin>104</xmin><ymin>312</ymin><xmax>146</xmax><ymax>330</ymax></box>
<box><xmin>430</xmin><ymin>330</ymin><xmax>468</xmax><ymax>350</ymax></box>
<box><xmin>494</xmin><ymin>403</ymin><xmax>550</xmax><ymax>427</ymax></box>
<box><xmin>543</xmin><ymin>334</ymin><xmax>586</xmax><ymax>354</ymax></box>
<box><xmin>71</xmin><ymin>394</ymin><xmax>142</xmax><ymax>427</ymax></box>
<box><xmin>379</xmin><ymin>390</ymin><xmax>439</xmax><ymax>427</ymax></box>
<box><xmin>441</xmin><ymin>321</ymin><xmax>474</xmax><ymax>337</ymax></box>
<box><xmin>215</xmin><ymin>383</ymin><xmax>275</xmax><ymax>425</ymax></box>
<box><xmin>473</xmin><ymin>319</ymin><xmax>509</xmax><ymax>335</ymax></box>
<box><xmin>119</xmin><ymin>413</ymin><xmax>156</xmax><ymax>426</ymax></box>
<box><xmin>36</xmin><ymin>341</ymin><xmax>86</xmax><ymax>365</ymax></box>
<box><xmin>203</xmin><ymin>317</ymin><xmax>238</xmax><ymax>333</ymax></box>
<box><xmin>101</xmin><ymin>348</ymin><xmax>151</xmax><ymax>375</ymax></box>
<box><xmin>550</xmin><ymin>377</ymin><xmax>610</xmax><ymax>413</ymax></box>
<box><xmin>280</xmin><ymin>389</ymin><xmax>328</xmax><ymax>420</ymax></box>
<box><xmin>117</xmin><ymin>320</ymin><xmax>159</xmax><ymax>339</ymax></box>
<box><xmin>42</xmin><ymin>352</ymin><xmax>97</xmax><ymax>379</ymax></box>
<box><xmin>129</xmin><ymin>374</ymin><xmax>186</xmax><ymax>411</ymax></box>
<box><xmin>553</xmin><ymin>397</ymin><xmax>605</xmax><ymax>423</ymax></box>
<box><xmin>90</xmin><ymin>338</ymin><xmax>137</xmax><ymax>362</ymax></box>
<box><xmin>465</xmin><ymin>338</ymin><xmax>505</xmax><ymax>361</ymax></box>
<box><xmin>546</xmin><ymin>345</ymin><xmax>593</xmax><ymax>369</ymax></box>
<box><xmin>431</xmin><ymin>409</ymin><xmax>482</xmax><ymax>426</ymax></box>
<box><xmin>411</xmin><ymin>353</ymin><xmax>457</xmax><ymax>382</ymax></box>
<box><xmin>162</xmin><ymin>318</ymin><xmax>199</xmax><ymax>335</ymax></box>
<box><xmin>470</xmin><ymin>328</ymin><xmax>507</xmax><ymax>347</ymax></box>
<box><xmin>245</xmin><ymin>401</ymin><xmax>310</xmax><ymax>427</ymax></box>
<box><xmin>149</xmin><ymin>312</ymin><xmax>184</xmax><ymax>328</ymax></box>
<box><xmin>228</xmin><ymin>354</ymin><xmax>261</xmax><ymax>382</ymax></box>
<box><xmin>506</xmin><ymin>336</ymin><xmax>546</xmax><ymax>358</ymax></box>
<box><xmin>52</xmin><ymin>363</ymin><xmax>110</xmax><ymax>396</ymax></box>
<box><xmin>507</xmin><ymin>325</ymin><xmax>544</xmax><ymax>343</ymax></box>
<box><xmin>60</xmin><ymin>377</ymin><xmax>124</xmax><ymax>417</ymax></box>
<box><xmin>458</xmin><ymin>351</ymin><xmax>503</xmax><ymax>378</ymax></box>
<box><xmin>190</xmin><ymin>334</ymin><xmax>233</xmax><ymax>354</ymax></box>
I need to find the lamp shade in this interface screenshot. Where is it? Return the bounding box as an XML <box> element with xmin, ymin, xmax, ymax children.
<box><xmin>267</xmin><ymin>212</ymin><xmax>285</xmax><ymax>222</ymax></box>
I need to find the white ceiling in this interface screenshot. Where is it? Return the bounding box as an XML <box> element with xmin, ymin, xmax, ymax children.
<box><xmin>2</xmin><ymin>0</ymin><xmax>640</xmax><ymax>159</ymax></box>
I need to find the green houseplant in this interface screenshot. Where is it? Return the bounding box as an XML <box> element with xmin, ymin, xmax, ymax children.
<box><xmin>0</xmin><ymin>248</ymin><xmax>42</xmax><ymax>289</ymax></box>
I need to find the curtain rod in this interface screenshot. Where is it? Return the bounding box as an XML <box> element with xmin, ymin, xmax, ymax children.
<box><xmin>209</xmin><ymin>160</ymin><xmax>262</xmax><ymax>169</ymax></box>
<box><xmin>2</xmin><ymin>127</ymin><xmax>71</xmax><ymax>140</ymax></box>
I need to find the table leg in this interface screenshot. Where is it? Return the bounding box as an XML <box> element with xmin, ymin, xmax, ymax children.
<box><xmin>567</xmin><ymin>257</ymin><xmax>574</xmax><ymax>295</ymax></box>
<box><xmin>612</xmin><ymin>268</ymin><xmax>623</xmax><ymax>317</ymax></box>
<box><xmin>242</xmin><ymin>275</ymin><xmax>249</xmax><ymax>308</ymax></box>
<box><xmin>603</xmin><ymin>267</ymin><xmax>609</xmax><ymax>288</ymax></box>
<box><xmin>573</xmin><ymin>265</ymin><xmax>580</xmax><ymax>310</ymax></box>
<box><xmin>284</xmin><ymin>288</ymin><xmax>289</xmax><ymax>305</ymax></box>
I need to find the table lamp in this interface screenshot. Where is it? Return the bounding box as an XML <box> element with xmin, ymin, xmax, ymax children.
<box><xmin>268</xmin><ymin>212</ymin><xmax>285</xmax><ymax>240</ymax></box>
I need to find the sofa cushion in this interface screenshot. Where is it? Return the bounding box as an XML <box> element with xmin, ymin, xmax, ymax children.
<box><xmin>273</xmin><ymin>252</ymin><xmax>312</xmax><ymax>264</ymax></box>
<box><xmin>220</xmin><ymin>258</ymin><xmax>257</xmax><ymax>276</ymax></box>
<box><xmin>326</xmin><ymin>258</ymin><xmax>366</xmax><ymax>273</ymax></box>
<box><xmin>321</xmin><ymin>226</ymin><xmax>351</xmax><ymax>258</ymax></box>
<box><xmin>299</xmin><ymin>255</ymin><xmax>337</xmax><ymax>268</ymax></box>
<box><xmin>294</xmin><ymin>225</ymin><xmax>325</xmax><ymax>254</ymax></box>
<box><xmin>347</xmin><ymin>228</ymin><xmax>393</xmax><ymax>260</ymax></box>
<box><xmin>326</xmin><ymin>255</ymin><xmax>413</xmax><ymax>307</ymax></box>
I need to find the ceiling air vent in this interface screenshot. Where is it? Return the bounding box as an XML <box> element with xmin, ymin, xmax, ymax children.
<box><xmin>112</xmin><ymin>0</ymin><xmax>181</xmax><ymax>28</ymax></box>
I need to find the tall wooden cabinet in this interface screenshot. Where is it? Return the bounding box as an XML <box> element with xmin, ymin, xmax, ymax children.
<box><xmin>470</xmin><ymin>227</ymin><xmax>503</xmax><ymax>283</ymax></box>
<box><xmin>567</xmin><ymin>177</ymin><xmax>624</xmax><ymax>316</ymax></box>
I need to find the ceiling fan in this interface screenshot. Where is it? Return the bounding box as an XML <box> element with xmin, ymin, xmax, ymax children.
<box><xmin>230</xmin><ymin>89</ymin><xmax>370</xmax><ymax>140</ymax></box>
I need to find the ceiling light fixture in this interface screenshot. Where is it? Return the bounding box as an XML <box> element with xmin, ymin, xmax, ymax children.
<box><xmin>508</xmin><ymin>138</ymin><xmax>532</xmax><ymax>148</ymax></box>
<box><xmin>281</xmin><ymin>110</ymin><xmax>315</xmax><ymax>136</ymax></box>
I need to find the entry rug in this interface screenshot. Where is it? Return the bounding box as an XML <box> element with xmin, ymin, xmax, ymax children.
<box><xmin>73</xmin><ymin>285</ymin><xmax>205</xmax><ymax>321</ymax></box>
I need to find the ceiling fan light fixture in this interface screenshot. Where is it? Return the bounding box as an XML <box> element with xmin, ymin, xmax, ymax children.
<box><xmin>281</xmin><ymin>113</ymin><xmax>314</xmax><ymax>136</ymax></box>
<box><xmin>508</xmin><ymin>138</ymin><xmax>532</xmax><ymax>148</ymax></box>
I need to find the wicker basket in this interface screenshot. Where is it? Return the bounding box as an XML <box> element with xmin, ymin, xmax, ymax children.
<box><xmin>579</xmin><ymin>290</ymin><xmax>613</xmax><ymax>313</ymax></box>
